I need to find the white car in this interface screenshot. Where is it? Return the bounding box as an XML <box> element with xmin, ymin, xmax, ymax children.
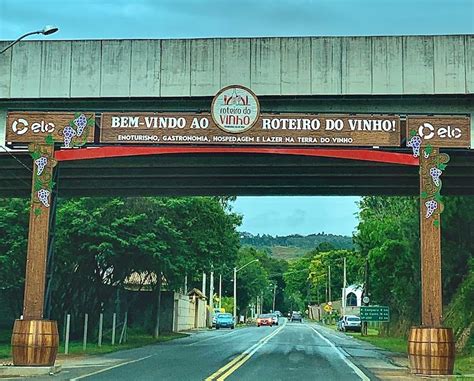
<box><xmin>271</xmin><ymin>313</ymin><xmax>279</xmax><ymax>325</ymax></box>
<box><xmin>340</xmin><ymin>315</ymin><xmax>362</xmax><ymax>332</ymax></box>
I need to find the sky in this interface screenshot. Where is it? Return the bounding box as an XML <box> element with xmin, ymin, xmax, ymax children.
<box><xmin>0</xmin><ymin>0</ymin><xmax>472</xmax><ymax>236</ymax></box>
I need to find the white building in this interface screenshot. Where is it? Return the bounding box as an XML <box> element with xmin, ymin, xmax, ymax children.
<box><xmin>342</xmin><ymin>284</ymin><xmax>364</xmax><ymax>309</ymax></box>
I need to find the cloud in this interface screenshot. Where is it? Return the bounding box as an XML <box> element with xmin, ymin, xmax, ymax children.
<box><xmin>1</xmin><ymin>0</ymin><xmax>472</xmax><ymax>40</ymax></box>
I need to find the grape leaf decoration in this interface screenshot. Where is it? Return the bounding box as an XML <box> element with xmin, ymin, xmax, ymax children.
<box><xmin>423</xmin><ymin>145</ymin><xmax>433</xmax><ymax>159</ymax></box>
<box><xmin>45</xmin><ymin>135</ymin><xmax>55</xmax><ymax>146</ymax></box>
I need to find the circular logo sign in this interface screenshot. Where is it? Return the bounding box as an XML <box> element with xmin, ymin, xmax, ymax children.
<box><xmin>211</xmin><ymin>85</ymin><xmax>260</xmax><ymax>134</ymax></box>
<box><xmin>363</xmin><ymin>296</ymin><xmax>370</xmax><ymax>304</ymax></box>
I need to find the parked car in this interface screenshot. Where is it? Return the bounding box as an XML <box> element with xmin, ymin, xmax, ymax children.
<box><xmin>256</xmin><ymin>314</ymin><xmax>273</xmax><ymax>327</ymax></box>
<box><xmin>274</xmin><ymin>310</ymin><xmax>282</xmax><ymax>317</ymax></box>
<box><xmin>212</xmin><ymin>308</ymin><xmax>224</xmax><ymax>327</ymax></box>
<box><xmin>290</xmin><ymin>312</ymin><xmax>303</xmax><ymax>322</ymax></box>
<box><xmin>215</xmin><ymin>313</ymin><xmax>235</xmax><ymax>329</ymax></box>
<box><xmin>339</xmin><ymin>315</ymin><xmax>361</xmax><ymax>332</ymax></box>
<box><xmin>270</xmin><ymin>313</ymin><xmax>279</xmax><ymax>325</ymax></box>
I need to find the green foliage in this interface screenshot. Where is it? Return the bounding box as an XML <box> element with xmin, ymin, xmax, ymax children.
<box><xmin>0</xmin><ymin>197</ymin><xmax>242</xmax><ymax>336</ymax></box>
<box><xmin>354</xmin><ymin>196</ymin><xmax>474</xmax><ymax>335</ymax></box>
<box><xmin>234</xmin><ymin>247</ymin><xmax>270</xmax><ymax>314</ymax></box>
<box><xmin>444</xmin><ymin>259</ymin><xmax>474</xmax><ymax>353</ymax></box>
<box><xmin>354</xmin><ymin>197</ymin><xmax>421</xmax><ymax>334</ymax></box>
<box><xmin>0</xmin><ymin>199</ymin><xmax>29</xmax><ymax>318</ymax></box>
<box><xmin>240</xmin><ymin>232</ymin><xmax>353</xmax><ymax>259</ymax></box>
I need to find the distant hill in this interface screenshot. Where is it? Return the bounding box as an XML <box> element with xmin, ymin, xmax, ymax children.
<box><xmin>240</xmin><ymin>232</ymin><xmax>354</xmax><ymax>260</ymax></box>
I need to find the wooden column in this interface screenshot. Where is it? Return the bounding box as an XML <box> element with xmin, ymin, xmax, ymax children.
<box><xmin>23</xmin><ymin>143</ymin><xmax>57</xmax><ymax>319</ymax></box>
<box><xmin>419</xmin><ymin>148</ymin><xmax>449</xmax><ymax>327</ymax></box>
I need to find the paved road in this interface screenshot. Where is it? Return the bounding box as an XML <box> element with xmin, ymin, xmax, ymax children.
<box><xmin>29</xmin><ymin>319</ymin><xmax>402</xmax><ymax>380</ymax></box>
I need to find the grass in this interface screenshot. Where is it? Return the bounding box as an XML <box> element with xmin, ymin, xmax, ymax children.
<box><xmin>346</xmin><ymin>330</ymin><xmax>408</xmax><ymax>354</ymax></box>
<box><xmin>0</xmin><ymin>328</ymin><xmax>188</xmax><ymax>360</ymax></box>
<box><xmin>270</xmin><ymin>246</ymin><xmax>306</xmax><ymax>260</ymax></box>
<box><xmin>323</xmin><ymin>323</ymin><xmax>473</xmax><ymax>376</ymax></box>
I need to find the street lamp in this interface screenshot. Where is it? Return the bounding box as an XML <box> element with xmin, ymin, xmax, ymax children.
<box><xmin>233</xmin><ymin>259</ymin><xmax>259</xmax><ymax>323</ymax></box>
<box><xmin>0</xmin><ymin>25</ymin><xmax>59</xmax><ymax>55</ymax></box>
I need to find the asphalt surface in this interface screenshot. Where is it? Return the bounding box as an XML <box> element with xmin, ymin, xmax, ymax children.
<box><xmin>25</xmin><ymin>319</ymin><xmax>402</xmax><ymax>381</ymax></box>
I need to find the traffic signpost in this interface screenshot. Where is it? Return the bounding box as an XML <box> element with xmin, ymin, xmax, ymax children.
<box><xmin>360</xmin><ymin>306</ymin><xmax>390</xmax><ymax>322</ymax></box>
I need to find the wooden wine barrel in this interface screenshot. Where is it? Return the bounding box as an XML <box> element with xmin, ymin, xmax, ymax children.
<box><xmin>408</xmin><ymin>327</ymin><xmax>455</xmax><ymax>375</ymax></box>
<box><xmin>11</xmin><ymin>319</ymin><xmax>59</xmax><ymax>366</ymax></box>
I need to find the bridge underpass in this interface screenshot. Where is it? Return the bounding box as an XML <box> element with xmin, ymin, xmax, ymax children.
<box><xmin>1</xmin><ymin>148</ymin><xmax>474</xmax><ymax>197</ymax></box>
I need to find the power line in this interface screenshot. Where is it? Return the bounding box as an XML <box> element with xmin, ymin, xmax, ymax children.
<box><xmin>0</xmin><ymin>145</ymin><xmax>33</xmax><ymax>174</ymax></box>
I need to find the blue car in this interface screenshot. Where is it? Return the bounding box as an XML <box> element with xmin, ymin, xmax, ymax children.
<box><xmin>215</xmin><ymin>313</ymin><xmax>235</xmax><ymax>329</ymax></box>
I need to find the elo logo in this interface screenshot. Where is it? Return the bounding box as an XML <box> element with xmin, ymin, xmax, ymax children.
<box><xmin>11</xmin><ymin>119</ymin><xmax>55</xmax><ymax>135</ymax></box>
<box><xmin>418</xmin><ymin>122</ymin><xmax>462</xmax><ymax>140</ymax></box>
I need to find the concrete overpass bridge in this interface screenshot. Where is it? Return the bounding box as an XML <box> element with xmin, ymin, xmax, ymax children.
<box><xmin>0</xmin><ymin>35</ymin><xmax>473</xmax><ymax>197</ymax></box>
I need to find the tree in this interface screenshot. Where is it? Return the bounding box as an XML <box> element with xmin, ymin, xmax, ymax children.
<box><xmin>0</xmin><ymin>198</ymin><xmax>29</xmax><ymax>320</ymax></box>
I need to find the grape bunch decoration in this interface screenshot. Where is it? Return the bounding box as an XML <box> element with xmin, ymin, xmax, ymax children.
<box><xmin>34</xmin><ymin>156</ymin><xmax>48</xmax><ymax>176</ymax></box>
<box><xmin>429</xmin><ymin>167</ymin><xmax>443</xmax><ymax>187</ymax></box>
<box><xmin>37</xmin><ymin>189</ymin><xmax>50</xmax><ymax>208</ymax></box>
<box><xmin>425</xmin><ymin>199</ymin><xmax>438</xmax><ymax>219</ymax></box>
<box><xmin>73</xmin><ymin>114</ymin><xmax>88</xmax><ymax>137</ymax></box>
<box><xmin>63</xmin><ymin>126</ymin><xmax>77</xmax><ymax>148</ymax></box>
<box><xmin>407</xmin><ymin>135</ymin><xmax>421</xmax><ymax>157</ymax></box>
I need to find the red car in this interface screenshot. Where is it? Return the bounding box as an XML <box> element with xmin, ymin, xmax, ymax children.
<box><xmin>256</xmin><ymin>314</ymin><xmax>273</xmax><ymax>327</ymax></box>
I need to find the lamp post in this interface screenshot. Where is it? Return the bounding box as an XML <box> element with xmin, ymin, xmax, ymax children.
<box><xmin>0</xmin><ymin>25</ymin><xmax>59</xmax><ymax>55</ymax></box>
<box><xmin>233</xmin><ymin>259</ymin><xmax>259</xmax><ymax>323</ymax></box>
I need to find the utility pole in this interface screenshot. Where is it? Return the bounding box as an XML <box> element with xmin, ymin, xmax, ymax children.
<box><xmin>328</xmin><ymin>265</ymin><xmax>332</xmax><ymax>303</ymax></box>
<box><xmin>342</xmin><ymin>257</ymin><xmax>347</xmax><ymax>316</ymax></box>
<box><xmin>219</xmin><ymin>274</ymin><xmax>222</xmax><ymax>310</ymax></box>
<box><xmin>184</xmin><ymin>275</ymin><xmax>188</xmax><ymax>295</ymax></box>
<box><xmin>272</xmin><ymin>284</ymin><xmax>277</xmax><ymax>312</ymax></box>
<box><xmin>209</xmin><ymin>271</ymin><xmax>214</xmax><ymax>309</ymax></box>
<box><xmin>202</xmin><ymin>272</ymin><xmax>206</xmax><ymax>300</ymax></box>
<box><xmin>233</xmin><ymin>267</ymin><xmax>237</xmax><ymax>322</ymax></box>
<box><xmin>362</xmin><ymin>258</ymin><xmax>369</xmax><ymax>336</ymax></box>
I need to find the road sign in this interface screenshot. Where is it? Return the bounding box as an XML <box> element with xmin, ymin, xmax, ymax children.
<box><xmin>323</xmin><ymin>304</ymin><xmax>333</xmax><ymax>312</ymax></box>
<box><xmin>363</xmin><ymin>296</ymin><xmax>370</xmax><ymax>304</ymax></box>
<box><xmin>360</xmin><ymin>306</ymin><xmax>390</xmax><ymax>322</ymax></box>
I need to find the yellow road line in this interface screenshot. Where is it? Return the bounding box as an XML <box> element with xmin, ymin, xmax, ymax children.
<box><xmin>204</xmin><ymin>352</ymin><xmax>247</xmax><ymax>381</ymax></box>
<box><xmin>206</xmin><ymin>322</ymin><xmax>286</xmax><ymax>381</ymax></box>
<box><xmin>216</xmin><ymin>354</ymin><xmax>251</xmax><ymax>380</ymax></box>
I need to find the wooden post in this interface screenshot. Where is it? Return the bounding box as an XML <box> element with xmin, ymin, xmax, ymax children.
<box><xmin>23</xmin><ymin>144</ymin><xmax>56</xmax><ymax>319</ymax></box>
<box><xmin>111</xmin><ymin>313</ymin><xmax>116</xmax><ymax>345</ymax></box>
<box><xmin>419</xmin><ymin>148</ymin><xmax>449</xmax><ymax>327</ymax></box>
<box><xmin>124</xmin><ymin>312</ymin><xmax>128</xmax><ymax>343</ymax></box>
<box><xmin>98</xmin><ymin>313</ymin><xmax>103</xmax><ymax>347</ymax></box>
<box><xmin>119</xmin><ymin>312</ymin><xmax>127</xmax><ymax>345</ymax></box>
<box><xmin>12</xmin><ymin>143</ymin><xmax>59</xmax><ymax>366</ymax></box>
<box><xmin>409</xmin><ymin>147</ymin><xmax>455</xmax><ymax>376</ymax></box>
<box><xmin>64</xmin><ymin>314</ymin><xmax>71</xmax><ymax>355</ymax></box>
<box><xmin>83</xmin><ymin>313</ymin><xmax>88</xmax><ymax>351</ymax></box>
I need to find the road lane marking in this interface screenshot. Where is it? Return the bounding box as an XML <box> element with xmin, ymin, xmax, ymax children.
<box><xmin>69</xmin><ymin>355</ymin><xmax>154</xmax><ymax>380</ymax></box>
<box><xmin>206</xmin><ymin>322</ymin><xmax>286</xmax><ymax>381</ymax></box>
<box><xmin>306</xmin><ymin>324</ymin><xmax>370</xmax><ymax>381</ymax></box>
